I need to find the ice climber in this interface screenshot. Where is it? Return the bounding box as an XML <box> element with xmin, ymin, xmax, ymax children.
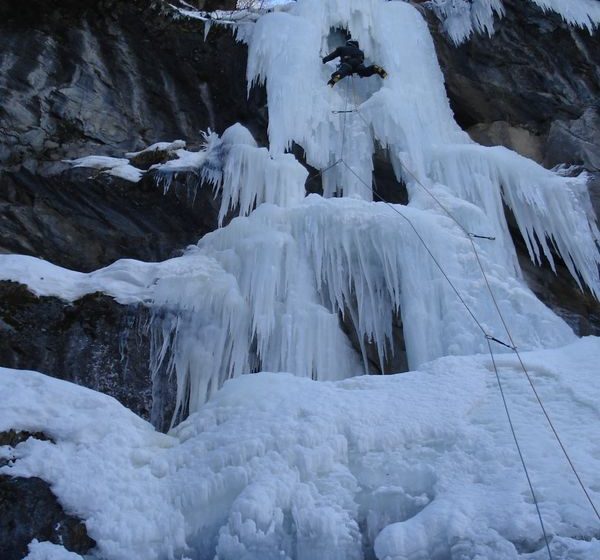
<box><xmin>322</xmin><ymin>39</ymin><xmax>387</xmax><ymax>87</ymax></box>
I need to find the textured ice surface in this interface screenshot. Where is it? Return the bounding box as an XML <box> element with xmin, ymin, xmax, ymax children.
<box><xmin>2</xmin><ymin>337</ymin><xmax>600</xmax><ymax>560</ymax></box>
<box><xmin>246</xmin><ymin>0</ymin><xmax>600</xmax><ymax>295</ymax></box>
<box><xmin>125</xmin><ymin>139</ymin><xmax>186</xmax><ymax>158</ymax></box>
<box><xmin>426</xmin><ymin>0</ymin><xmax>600</xmax><ymax>43</ymax></box>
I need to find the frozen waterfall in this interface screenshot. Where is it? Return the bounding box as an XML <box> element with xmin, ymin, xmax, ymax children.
<box><xmin>2</xmin><ymin>1</ymin><xmax>600</xmax><ymax>559</ymax></box>
<box><xmin>145</xmin><ymin>0</ymin><xmax>598</xmax><ymax>416</ymax></box>
<box><xmin>1</xmin><ymin>0</ymin><xmax>598</xmax><ymax>422</ymax></box>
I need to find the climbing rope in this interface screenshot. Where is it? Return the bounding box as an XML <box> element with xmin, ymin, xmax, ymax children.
<box><xmin>306</xmin><ymin>74</ymin><xmax>600</xmax><ymax>557</ymax></box>
<box><xmin>342</xmin><ymin>157</ymin><xmax>556</xmax><ymax>560</ymax></box>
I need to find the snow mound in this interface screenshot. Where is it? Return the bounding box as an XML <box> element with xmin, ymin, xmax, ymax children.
<box><xmin>23</xmin><ymin>541</ymin><xmax>84</xmax><ymax>560</ymax></box>
<box><xmin>3</xmin><ymin>337</ymin><xmax>600</xmax><ymax>559</ymax></box>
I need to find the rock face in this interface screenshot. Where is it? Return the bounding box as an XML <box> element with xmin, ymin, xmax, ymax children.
<box><xmin>0</xmin><ymin>282</ymin><xmax>177</xmax><ymax>430</ymax></box>
<box><xmin>0</xmin><ymin>434</ymin><xmax>95</xmax><ymax>560</ymax></box>
<box><xmin>0</xmin><ymin>0</ymin><xmax>266</xmax><ymax>174</ymax></box>
<box><xmin>427</xmin><ymin>0</ymin><xmax>600</xmax><ymax>172</ymax></box>
<box><xmin>0</xmin><ymin>0</ymin><xmax>260</xmax><ymax>437</ymax></box>
<box><xmin>0</xmin><ymin>168</ymin><xmax>220</xmax><ymax>272</ymax></box>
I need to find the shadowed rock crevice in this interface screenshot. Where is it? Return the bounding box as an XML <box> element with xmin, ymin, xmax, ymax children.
<box><xmin>0</xmin><ymin>474</ymin><xmax>96</xmax><ymax>560</ymax></box>
<box><xmin>0</xmin><ymin>431</ymin><xmax>95</xmax><ymax>560</ymax></box>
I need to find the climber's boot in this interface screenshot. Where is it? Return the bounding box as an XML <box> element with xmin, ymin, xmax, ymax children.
<box><xmin>374</xmin><ymin>65</ymin><xmax>387</xmax><ymax>79</ymax></box>
<box><xmin>328</xmin><ymin>73</ymin><xmax>342</xmax><ymax>87</ymax></box>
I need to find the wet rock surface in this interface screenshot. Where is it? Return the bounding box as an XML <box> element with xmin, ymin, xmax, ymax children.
<box><xmin>0</xmin><ymin>281</ymin><xmax>177</xmax><ymax>430</ymax></box>
<box><xmin>0</xmin><ymin>473</ymin><xmax>95</xmax><ymax>560</ymax></box>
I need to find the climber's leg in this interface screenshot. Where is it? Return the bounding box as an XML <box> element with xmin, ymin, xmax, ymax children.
<box><xmin>328</xmin><ymin>63</ymin><xmax>352</xmax><ymax>87</ymax></box>
<box><xmin>356</xmin><ymin>64</ymin><xmax>388</xmax><ymax>79</ymax></box>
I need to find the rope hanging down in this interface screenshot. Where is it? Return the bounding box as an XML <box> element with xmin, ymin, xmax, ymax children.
<box><xmin>305</xmin><ymin>75</ymin><xmax>600</xmax><ymax>557</ymax></box>
<box><xmin>340</xmin><ymin>157</ymin><xmax>555</xmax><ymax>560</ymax></box>
<box><xmin>349</xmin><ymin>77</ymin><xmax>600</xmax><ymax>528</ymax></box>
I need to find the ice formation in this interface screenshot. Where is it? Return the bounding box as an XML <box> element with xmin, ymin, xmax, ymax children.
<box><xmin>426</xmin><ymin>0</ymin><xmax>600</xmax><ymax>43</ymax></box>
<box><xmin>5</xmin><ymin>0</ymin><xmax>600</xmax><ymax>417</ymax></box>
<box><xmin>3</xmin><ymin>338</ymin><xmax>600</xmax><ymax>559</ymax></box>
<box><xmin>2</xmin><ymin>0</ymin><xmax>600</xmax><ymax>558</ymax></box>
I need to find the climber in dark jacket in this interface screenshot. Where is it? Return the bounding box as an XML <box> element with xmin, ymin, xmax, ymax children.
<box><xmin>322</xmin><ymin>39</ymin><xmax>387</xmax><ymax>87</ymax></box>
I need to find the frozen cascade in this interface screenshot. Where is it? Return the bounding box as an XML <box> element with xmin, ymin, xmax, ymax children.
<box><xmin>1</xmin><ymin>0</ymin><xmax>599</xmax><ymax>420</ymax></box>
<box><xmin>247</xmin><ymin>0</ymin><xmax>600</xmax><ymax>290</ymax></box>
<box><xmin>21</xmin><ymin>0</ymin><xmax>600</xmax><ymax>418</ymax></box>
<box><xmin>145</xmin><ymin>0</ymin><xmax>597</xmax><ymax>410</ymax></box>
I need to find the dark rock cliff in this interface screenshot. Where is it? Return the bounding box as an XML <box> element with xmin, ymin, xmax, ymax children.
<box><xmin>427</xmin><ymin>0</ymin><xmax>600</xmax><ymax>172</ymax></box>
<box><xmin>0</xmin><ymin>0</ymin><xmax>261</xmax><ymax>174</ymax></box>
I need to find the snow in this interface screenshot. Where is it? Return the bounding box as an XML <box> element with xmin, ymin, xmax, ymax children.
<box><xmin>24</xmin><ymin>541</ymin><xmax>84</xmax><ymax>560</ymax></box>
<box><xmin>64</xmin><ymin>155</ymin><xmax>143</xmax><ymax>183</ymax></box>
<box><xmin>2</xmin><ymin>337</ymin><xmax>600</xmax><ymax>559</ymax></box>
<box><xmin>125</xmin><ymin>139</ymin><xmax>186</xmax><ymax>158</ymax></box>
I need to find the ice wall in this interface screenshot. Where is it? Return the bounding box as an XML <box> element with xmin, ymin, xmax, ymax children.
<box><xmin>246</xmin><ymin>0</ymin><xmax>600</xmax><ymax>293</ymax></box>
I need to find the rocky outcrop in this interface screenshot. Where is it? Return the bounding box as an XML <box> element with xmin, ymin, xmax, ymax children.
<box><xmin>0</xmin><ymin>282</ymin><xmax>176</xmax><ymax>430</ymax></box>
<box><xmin>427</xmin><ymin>0</ymin><xmax>600</xmax><ymax>171</ymax></box>
<box><xmin>0</xmin><ymin>0</ymin><xmax>253</xmax><ymax>429</ymax></box>
<box><xmin>0</xmin><ymin>0</ymin><xmax>266</xmax><ymax>174</ymax></box>
<box><xmin>0</xmin><ymin>167</ymin><xmax>219</xmax><ymax>272</ymax></box>
<box><xmin>0</xmin><ymin>434</ymin><xmax>95</xmax><ymax>560</ymax></box>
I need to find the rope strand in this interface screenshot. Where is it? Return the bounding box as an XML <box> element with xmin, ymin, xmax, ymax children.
<box><xmin>339</xmin><ymin>77</ymin><xmax>600</xmax><ymax>526</ymax></box>
<box><xmin>300</xmin><ymin>75</ymin><xmax>600</xmax><ymax>556</ymax></box>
